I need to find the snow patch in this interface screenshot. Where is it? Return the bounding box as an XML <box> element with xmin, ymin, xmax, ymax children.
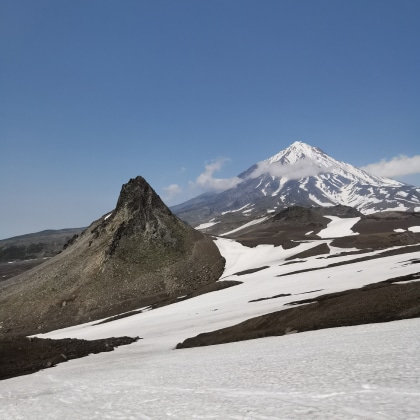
<box><xmin>308</xmin><ymin>193</ymin><xmax>334</xmax><ymax>206</ymax></box>
<box><xmin>222</xmin><ymin>204</ymin><xmax>250</xmax><ymax>215</ymax></box>
<box><xmin>195</xmin><ymin>221</ymin><xmax>220</xmax><ymax>230</ymax></box>
<box><xmin>220</xmin><ymin>217</ymin><xmax>268</xmax><ymax>237</ymax></box>
<box><xmin>317</xmin><ymin>216</ymin><xmax>360</xmax><ymax>238</ymax></box>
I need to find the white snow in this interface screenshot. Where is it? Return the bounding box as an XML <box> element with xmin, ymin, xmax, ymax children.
<box><xmin>221</xmin><ymin>204</ymin><xmax>251</xmax><ymax>215</ymax></box>
<box><xmin>317</xmin><ymin>216</ymin><xmax>360</xmax><ymax>238</ymax></box>
<box><xmin>237</xmin><ymin>141</ymin><xmax>419</xmax><ymax>216</ymax></box>
<box><xmin>220</xmin><ymin>217</ymin><xmax>268</xmax><ymax>236</ymax></box>
<box><xmin>104</xmin><ymin>212</ymin><xmax>112</xmax><ymax>220</ymax></box>
<box><xmin>265</xmin><ymin>141</ymin><xmax>403</xmax><ymax>188</ymax></box>
<box><xmin>271</xmin><ymin>177</ymin><xmax>288</xmax><ymax>196</ymax></box>
<box><xmin>1</xmin><ymin>320</ymin><xmax>419</xmax><ymax>419</ymax></box>
<box><xmin>1</xmin><ymin>233</ymin><xmax>420</xmax><ymax>419</ymax></box>
<box><xmin>308</xmin><ymin>193</ymin><xmax>334</xmax><ymax>206</ymax></box>
<box><xmin>394</xmin><ymin>228</ymin><xmax>406</xmax><ymax>233</ymax></box>
<box><xmin>408</xmin><ymin>226</ymin><xmax>420</xmax><ymax>233</ymax></box>
<box><xmin>195</xmin><ymin>220</ymin><xmax>220</xmax><ymax>230</ymax></box>
<box><xmin>261</xmin><ymin>182</ymin><xmax>270</xmax><ymax>196</ymax></box>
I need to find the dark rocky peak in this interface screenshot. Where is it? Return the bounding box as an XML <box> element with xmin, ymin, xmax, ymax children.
<box><xmin>104</xmin><ymin>176</ymin><xmax>186</xmax><ymax>257</ymax></box>
<box><xmin>87</xmin><ymin>176</ymin><xmax>178</xmax><ymax>254</ymax></box>
<box><xmin>115</xmin><ymin>176</ymin><xmax>170</xmax><ymax>219</ymax></box>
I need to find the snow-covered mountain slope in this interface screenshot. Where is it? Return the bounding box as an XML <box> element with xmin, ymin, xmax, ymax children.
<box><xmin>172</xmin><ymin>141</ymin><xmax>420</xmax><ymax>226</ymax></box>
<box><xmin>1</xmin><ymin>231</ymin><xmax>420</xmax><ymax>419</ymax></box>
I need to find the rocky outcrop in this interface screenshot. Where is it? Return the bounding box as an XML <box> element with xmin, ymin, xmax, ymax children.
<box><xmin>0</xmin><ymin>336</ymin><xmax>139</xmax><ymax>380</ymax></box>
<box><xmin>0</xmin><ymin>177</ymin><xmax>224</xmax><ymax>336</ymax></box>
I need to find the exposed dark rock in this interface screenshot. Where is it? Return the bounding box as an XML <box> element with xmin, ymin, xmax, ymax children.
<box><xmin>294</xmin><ymin>289</ymin><xmax>324</xmax><ymax>295</ymax></box>
<box><xmin>285</xmin><ymin>243</ymin><xmax>330</xmax><ymax>260</ymax></box>
<box><xmin>220</xmin><ymin>205</ymin><xmax>361</xmax><ymax>245</ymax></box>
<box><xmin>232</xmin><ymin>266</ymin><xmax>270</xmax><ymax>276</ymax></box>
<box><xmin>249</xmin><ymin>293</ymin><xmax>291</xmax><ymax>303</ymax></box>
<box><xmin>332</xmin><ymin>231</ymin><xmax>420</xmax><ymax>250</ymax></box>
<box><xmin>63</xmin><ymin>234</ymin><xmax>79</xmax><ymax>250</ymax></box>
<box><xmin>270</xmin><ymin>206</ymin><xmax>328</xmax><ymax>225</ymax></box>
<box><xmin>0</xmin><ymin>336</ymin><xmax>139</xmax><ymax>381</ymax></box>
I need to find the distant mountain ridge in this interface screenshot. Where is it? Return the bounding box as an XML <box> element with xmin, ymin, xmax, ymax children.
<box><xmin>172</xmin><ymin>141</ymin><xmax>420</xmax><ymax>227</ymax></box>
<box><xmin>0</xmin><ymin>228</ymin><xmax>84</xmax><ymax>263</ymax></box>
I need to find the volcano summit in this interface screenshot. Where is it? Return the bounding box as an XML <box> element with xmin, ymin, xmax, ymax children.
<box><xmin>172</xmin><ymin>141</ymin><xmax>420</xmax><ymax>227</ymax></box>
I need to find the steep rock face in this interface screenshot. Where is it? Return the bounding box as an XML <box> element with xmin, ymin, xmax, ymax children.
<box><xmin>0</xmin><ymin>177</ymin><xmax>224</xmax><ymax>336</ymax></box>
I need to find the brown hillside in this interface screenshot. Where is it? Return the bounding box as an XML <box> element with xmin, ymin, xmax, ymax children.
<box><xmin>0</xmin><ymin>177</ymin><xmax>224</xmax><ymax>336</ymax></box>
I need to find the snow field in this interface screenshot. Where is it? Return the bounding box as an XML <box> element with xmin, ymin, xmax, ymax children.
<box><xmin>317</xmin><ymin>216</ymin><xmax>360</xmax><ymax>238</ymax></box>
<box><xmin>1</xmin><ymin>235</ymin><xmax>420</xmax><ymax>419</ymax></box>
<box><xmin>194</xmin><ymin>220</ymin><xmax>220</xmax><ymax>230</ymax></box>
<box><xmin>1</xmin><ymin>319</ymin><xmax>419</xmax><ymax>419</ymax></box>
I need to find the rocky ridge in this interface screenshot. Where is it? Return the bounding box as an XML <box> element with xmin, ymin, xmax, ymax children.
<box><xmin>0</xmin><ymin>176</ymin><xmax>224</xmax><ymax>336</ymax></box>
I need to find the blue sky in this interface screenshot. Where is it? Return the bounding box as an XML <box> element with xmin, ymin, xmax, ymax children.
<box><xmin>1</xmin><ymin>0</ymin><xmax>419</xmax><ymax>239</ymax></box>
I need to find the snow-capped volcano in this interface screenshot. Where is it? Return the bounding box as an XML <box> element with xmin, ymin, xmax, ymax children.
<box><xmin>264</xmin><ymin>141</ymin><xmax>400</xmax><ymax>186</ymax></box>
<box><xmin>172</xmin><ymin>141</ymin><xmax>420</xmax><ymax>226</ymax></box>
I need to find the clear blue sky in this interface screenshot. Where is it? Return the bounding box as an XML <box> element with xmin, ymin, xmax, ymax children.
<box><xmin>1</xmin><ymin>0</ymin><xmax>419</xmax><ymax>239</ymax></box>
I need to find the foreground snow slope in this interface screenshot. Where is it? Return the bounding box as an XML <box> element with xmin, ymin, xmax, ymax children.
<box><xmin>1</xmin><ymin>319</ymin><xmax>419</xmax><ymax>419</ymax></box>
<box><xmin>37</xmin><ymin>239</ymin><xmax>419</xmax><ymax>344</ymax></box>
<box><xmin>1</xmin><ymin>235</ymin><xmax>419</xmax><ymax>419</ymax></box>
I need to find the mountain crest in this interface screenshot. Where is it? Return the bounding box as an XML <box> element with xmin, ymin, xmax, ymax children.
<box><xmin>172</xmin><ymin>141</ymin><xmax>420</xmax><ymax>226</ymax></box>
<box><xmin>115</xmin><ymin>176</ymin><xmax>168</xmax><ymax>216</ymax></box>
<box><xmin>268</xmin><ymin>141</ymin><xmax>326</xmax><ymax>165</ymax></box>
